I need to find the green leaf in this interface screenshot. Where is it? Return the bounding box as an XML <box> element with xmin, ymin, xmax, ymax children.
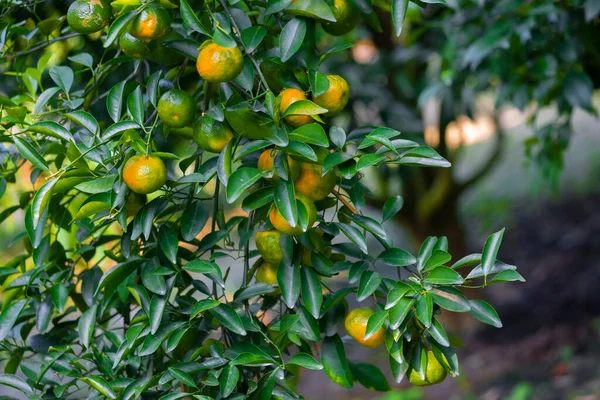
<box><xmin>388</xmin><ymin>297</ymin><xmax>414</xmax><ymax>329</ymax></box>
<box><xmin>242</xmin><ymin>26</ymin><xmax>267</xmax><ymax>53</ymax></box>
<box><xmin>356</xmin><ymin>153</ymin><xmax>384</xmax><ymax>171</ymax></box>
<box><xmin>29</xmin><ymin>120</ymin><xmax>73</xmax><ymax>141</ymax></box>
<box><xmin>416</xmin><ymin>236</ymin><xmax>437</xmax><ymax>270</ymax></box>
<box><xmin>158</xmin><ymin>225</ymin><xmax>178</xmax><ymax>264</ymax></box>
<box><xmin>49</xmin><ymin>66</ymin><xmax>73</xmax><ymax>93</ymax></box>
<box><xmin>141</xmin><ymin>266</ymin><xmax>166</xmax><ymax>295</ymax></box>
<box><xmin>31</xmin><ymin>177</ymin><xmax>58</xmax><ymax>228</ymax></box>
<box><xmin>280</xmin><ymin>18</ymin><xmax>307</xmax><ymax>62</ymax></box>
<box><xmin>452</xmin><ymin>253</ymin><xmax>481</xmax><ymax>269</ymax></box>
<box><xmin>563</xmin><ymin>70</ymin><xmax>594</xmax><ymax>110</ymax></box>
<box><xmin>281</xmin><ymin>99</ymin><xmax>328</xmax><ymax>117</ymax></box>
<box><xmin>220</xmin><ymin>365</ymin><xmax>239</xmax><ymax>397</ymax></box>
<box><xmin>147</xmin><ymin>71</ymin><xmax>162</xmax><ymax>108</ymax></box>
<box><xmin>385</xmin><ymin>282</ymin><xmax>414</xmax><ymax>310</ymax></box>
<box><xmin>234</xmin><ymin>283</ymin><xmax>275</xmax><ymax>302</ymax></box>
<box><xmin>288</xmin><ymin>352</ymin><xmax>323</xmax><ymax>370</ymax></box>
<box><xmin>308</xmin><ymin>69</ymin><xmax>330</xmax><ymax>97</ymax></box>
<box><xmin>50</xmin><ymin>283</ymin><xmax>68</xmax><ymax>313</ymax></box>
<box><xmin>183</xmin><ymin>259</ymin><xmax>225</xmax><ymax>288</ymax></box>
<box><xmin>481</xmin><ymin>228</ymin><xmax>505</xmax><ymax>278</ymax></box>
<box><xmin>75</xmin><ymin>175</ymin><xmax>116</xmax><ymax>194</ymax></box>
<box><xmin>337</xmin><ymin>223</ymin><xmax>368</xmax><ymax>254</ymax></box>
<box><xmin>149</xmin><ymin>286</ymin><xmax>170</xmax><ymax>334</ymax></box>
<box><xmin>274</xmin><ymin>179</ymin><xmax>298</xmax><ymax>228</ymax></box>
<box><xmin>107</xmin><ymin>81</ymin><xmax>126</xmax><ymax>123</ymax></box>
<box><xmin>95</xmin><ymin>257</ymin><xmax>143</xmax><ymax>296</ymax></box>
<box><xmin>321</xmin><ymin>334</ymin><xmax>353</xmax><ymax>389</ymax></box>
<box><xmin>382</xmin><ymin>195</ymin><xmax>403</xmax><ymax>222</ymax></box>
<box><xmin>164</xmin><ymin>39</ymin><xmax>201</xmax><ymax>60</ymax></box>
<box><xmin>210</xmin><ymin>304</ymin><xmax>247</xmax><ymax>336</ymax></box>
<box><xmin>289</xmin><ymin>123</ymin><xmax>329</xmax><ymax>147</ymax></box>
<box><xmin>127</xmin><ymin>86</ymin><xmax>145</xmax><ymax>126</ymax></box>
<box><xmin>356</xmin><ymin>270</ymin><xmax>382</xmax><ymax>302</ymax></box>
<box><xmin>415</xmin><ymin>293</ymin><xmax>433</xmax><ymax>328</ymax></box>
<box><xmin>78</xmin><ymin>304</ymin><xmax>97</xmax><ymax>349</ymax></box>
<box><xmin>80</xmin><ymin>376</ymin><xmax>117</xmax><ymax>399</ymax></box>
<box><xmin>180</xmin><ymin>0</ymin><xmax>210</xmax><ymax>35</ymax></box>
<box><xmin>428</xmin><ymin>317</ymin><xmax>450</xmax><ymax>347</ymax></box>
<box><xmin>242</xmin><ymin>186</ymin><xmax>274</xmax><ymax>211</ymax></box>
<box><xmin>0</xmin><ymin>374</ymin><xmax>33</xmax><ymax>395</ymax></box>
<box><xmin>34</xmin><ymin>87</ymin><xmax>60</xmax><ymax>116</ymax></box>
<box><xmin>217</xmin><ymin>138</ymin><xmax>234</xmax><ymax>186</ymax></box>
<box><xmin>301</xmin><ymin>266</ymin><xmax>323</xmax><ymax>319</ymax></box>
<box><xmin>226</xmin><ymin>168</ymin><xmax>263</xmax><ymax>203</ymax></box>
<box><xmin>69</xmin><ymin>52</ymin><xmax>94</xmax><ymax>69</ymax></box>
<box><xmin>277</xmin><ymin>260</ymin><xmax>301</xmax><ymax>309</ymax></box>
<box><xmin>346</xmin><ymin>214</ymin><xmax>388</xmax><ymax>244</ymax></box>
<box><xmin>13</xmin><ymin>136</ymin><xmax>49</xmax><ymax>171</ymax></box>
<box><xmin>181</xmin><ymin>201</ymin><xmax>208</xmax><ymax>241</ymax></box>
<box><xmin>423</xmin><ymin>250</ymin><xmax>452</xmax><ymax>271</ymax></box>
<box><xmin>489</xmin><ymin>269</ymin><xmax>526</xmax><ymax>284</ymax></box>
<box><xmin>430</xmin><ymin>287</ymin><xmax>471</xmax><ymax>312</ymax></box>
<box><xmin>469</xmin><ymin>299</ymin><xmax>502</xmax><ymax>328</ymax></box>
<box><xmin>105</xmin><ymin>11</ymin><xmax>137</xmax><ymax>48</ymax></box>
<box><xmin>66</xmin><ymin>110</ymin><xmax>100</xmax><ymax>136</ymax></box>
<box><xmin>322</xmin><ymin>152</ymin><xmax>352</xmax><ymax>174</ymax></box>
<box><xmin>170</xmin><ymin>367</ymin><xmax>197</xmax><ymax>388</ymax></box>
<box><xmin>0</xmin><ymin>300</ymin><xmax>27</xmax><ymax>341</ymax></box>
<box><xmin>364</xmin><ymin>310</ymin><xmax>387</xmax><ymax>340</ymax></box>
<box><xmin>424</xmin><ymin>266</ymin><xmax>464</xmax><ymax>285</ymax></box>
<box><xmin>329</xmin><ymin>126</ymin><xmax>346</xmax><ymax>149</ymax></box>
<box><xmin>286</xmin><ymin>0</ymin><xmax>336</xmax><ymax>21</ymax></box>
<box><xmin>190</xmin><ymin>299</ymin><xmax>220</xmax><ymax>320</ymax></box>
<box><xmin>349</xmin><ymin>362</ymin><xmax>390</xmax><ymax>391</ymax></box>
<box><xmin>103</xmin><ymin>121</ymin><xmax>140</xmax><ymax>141</ymax></box>
<box><xmin>389</xmin><ymin>353</ymin><xmax>408</xmax><ymax>384</ymax></box>
<box><xmin>377</xmin><ymin>247</ymin><xmax>415</xmax><ymax>267</ymax></box>
<box><xmin>391</xmin><ymin>0</ymin><xmax>408</xmax><ymax>36</ymax></box>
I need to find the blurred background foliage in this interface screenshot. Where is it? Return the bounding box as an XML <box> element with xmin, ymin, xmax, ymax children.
<box><xmin>1</xmin><ymin>0</ymin><xmax>600</xmax><ymax>398</ymax></box>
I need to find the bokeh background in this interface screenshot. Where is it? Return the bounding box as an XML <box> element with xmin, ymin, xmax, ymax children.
<box><xmin>2</xmin><ymin>1</ymin><xmax>600</xmax><ymax>399</ymax></box>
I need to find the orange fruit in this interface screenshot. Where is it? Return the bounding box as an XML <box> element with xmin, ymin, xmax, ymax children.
<box><xmin>344</xmin><ymin>308</ymin><xmax>385</xmax><ymax>348</ymax></box>
<box><xmin>408</xmin><ymin>350</ymin><xmax>448</xmax><ymax>386</ymax></box>
<box><xmin>119</xmin><ymin>31</ymin><xmax>151</xmax><ymax>58</ymax></box>
<box><xmin>67</xmin><ymin>0</ymin><xmax>111</xmax><ymax>34</ymax></box>
<box><xmin>122</xmin><ymin>154</ymin><xmax>167</xmax><ymax>194</ymax></box>
<box><xmin>322</xmin><ymin>0</ymin><xmax>360</xmax><ymax>36</ymax></box>
<box><xmin>193</xmin><ymin>116</ymin><xmax>235</xmax><ymax>153</ymax></box>
<box><xmin>128</xmin><ymin>4</ymin><xmax>171</xmax><ymax>40</ymax></box>
<box><xmin>157</xmin><ymin>89</ymin><xmax>195</xmax><ymax>128</ymax></box>
<box><xmin>293</xmin><ymin>162</ymin><xmax>337</xmax><ymax>201</ymax></box>
<box><xmin>312</xmin><ymin>75</ymin><xmax>350</xmax><ymax>117</ymax></box>
<box><xmin>279</xmin><ymin>88</ymin><xmax>313</xmax><ymax>128</ymax></box>
<box><xmin>269</xmin><ymin>195</ymin><xmax>317</xmax><ymax>236</ymax></box>
<box><xmin>255</xmin><ymin>230</ymin><xmax>285</xmax><ymax>266</ymax></box>
<box><xmin>256</xmin><ymin>262</ymin><xmax>278</xmax><ymax>285</ymax></box>
<box><xmin>257</xmin><ymin>149</ymin><xmax>300</xmax><ymax>181</ymax></box>
<box><xmin>196</xmin><ymin>41</ymin><xmax>244</xmax><ymax>83</ymax></box>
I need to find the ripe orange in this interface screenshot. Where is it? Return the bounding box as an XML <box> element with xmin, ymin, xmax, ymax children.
<box><xmin>293</xmin><ymin>162</ymin><xmax>337</xmax><ymax>201</ymax></box>
<box><xmin>256</xmin><ymin>262</ymin><xmax>278</xmax><ymax>285</ymax></box>
<box><xmin>157</xmin><ymin>89</ymin><xmax>196</xmax><ymax>128</ymax></box>
<box><xmin>257</xmin><ymin>149</ymin><xmax>300</xmax><ymax>181</ymax></box>
<box><xmin>193</xmin><ymin>116</ymin><xmax>235</xmax><ymax>153</ymax></box>
<box><xmin>196</xmin><ymin>41</ymin><xmax>244</xmax><ymax>83</ymax></box>
<box><xmin>119</xmin><ymin>31</ymin><xmax>151</xmax><ymax>58</ymax></box>
<box><xmin>255</xmin><ymin>230</ymin><xmax>284</xmax><ymax>266</ymax></box>
<box><xmin>344</xmin><ymin>308</ymin><xmax>386</xmax><ymax>348</ymax></box>
<box><xmin>322</xmin><ymin>0</ymin><xmax>360</xmax><ymax>36</ymax></box>
<box><xmin>408</xmin><ymin>350</ymin><xmax>448</xmax><ymax>386</ymax></box>
<box><xmin>67</xmin><ymin>0</ymin><xmax>111</xmax><ymax>34</ymax></box>
<box><xmin>129</xmin><ymin>4</ymin><xmax>171</xmax><ymax>40</ymax></box>
<box><xmin>312</xmin><ymin>75</ymin><xmax>350</xmax><ymax>117</ymax></box>
<box><xmin>269</xmin><ymin>195</ymin><xmax>317</xmax><ymax>235</ymax></box>
<box><xmin>279</xmin><ymin>88</ymin><xmax>313</xmax><ymax>128</ymax></box>
<box><xmin>122</xmin><ymin>154</ymin><xmax>167</xmax><ymax>194</ymax></box>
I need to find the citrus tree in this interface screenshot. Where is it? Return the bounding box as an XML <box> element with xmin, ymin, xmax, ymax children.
<box><xmin>0</xmin><ymin>0</ymin><xmax>524</xmax><ymax>398</ymax></box>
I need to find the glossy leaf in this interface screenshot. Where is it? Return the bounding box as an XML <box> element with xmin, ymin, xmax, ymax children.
<box><xmin>321</xmin><ymin>335</ymin><xmax>353</xmax><ymax>389</ymax></box>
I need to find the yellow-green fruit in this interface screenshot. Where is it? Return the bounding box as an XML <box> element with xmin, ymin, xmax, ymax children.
<box><xmin>344</xmin><ymin>307</ymin><xmax>386</xmax><ymax>348</ymax></box>
<box><xmin>193</xmin><ymin>116</ymin><xmax>235</xmax><ymax>153</ymax></box>
<box><xmin>408</xmin><ymin>350</ymin><xmax>448</xmax><ymax>386</ymax></box>
<box><xmin>196</xmin><ymin>41</ymin><xmax>244</xmax><ymax>83</ymax></box>
<box><xmin>257</xmin><ymin>149</ymin><xmax>300</xmax><ymax>181</ymax></box>
<box><xmin>119</xmin><ymin>31</ymin><xmax>151</xmax><ymax>58</ymax></box>
<box><xmin>294</xmin><ymin>162</ymin><xmax>338</xmax><ymax>201</ymax></box>
<box><xmin>125</xmin><ymin>192</ymin><xmax>146</xmax><ymax>216</ymax></box>
<box><xmin>129</xmin><ymin>5</ymin><xmax>171</xmax><ymax>40</ymax></box>
<box><xmin>312</xmin><ymin>75</ymin><xmax>350</xmax><ymax>117</ymax></box>
<box><xmin>269</xmin><ymin>196</ymin><xmax>317</xmax><ymax>235</ymax></box>
<box><xmin>67</xmin><ymin>0</ymin><xmax>111</xmax><ymax>34</ymax></box>
<box><xmin>322</xmin><ymin>0</ymin><xmax>360</xmax><ymax>36</ymax></box>
<box><xmin>157</xmin><ymin>89</ymin><xmax>195</xmax><ymax>128</ymax></box>
<box><xmin>256</xmin><ymin>262</ymin><xmax>278</xmax><ymax>285</ymax></box>
<box><xmin>255</xmin><ymin>230</ymin><xmax>284</xmax><ymax>266</ymax></box>
<box><xmin>122</xmin><ymin>154</ymin><xmax>168</xmax><ymax>194</ymax></box>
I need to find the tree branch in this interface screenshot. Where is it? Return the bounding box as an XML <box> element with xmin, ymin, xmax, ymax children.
<box><xmin>6</xmin><ymin>33</ymin><xmax>82</xmax><ymax>59</ymax></box>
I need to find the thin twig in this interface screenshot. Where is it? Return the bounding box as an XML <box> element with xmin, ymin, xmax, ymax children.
<box><xmin>6</xmin><ymin>33</ymin><xmax>82</xmax><ymax>59</ymax></box>
<box><xmin>332</xmin><ymin>189</ymin><xmax>358</xmax><ymax>215</ymax></box>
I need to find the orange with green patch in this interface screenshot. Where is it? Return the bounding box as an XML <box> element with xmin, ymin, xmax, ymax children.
<box><xmin>157</xmin><ymin>89</ymin><xmax>196</xmax><ymax>128</ymax></box>
<box><xmin>67</xmin><ymin>0</ymin><xmax>112</xmax><ymax>34</ymax></box>
<box><xmin>279</xmin><ymin>88</ymin><xmax>313</xmax><ymax>128</ymax></box>
<box><xmin>122</xmin><ymin>154</ymin><xmax>168</xmax><ymax>194</ymax></box>
<box><xmin>196</xmin><ymin>41</ymin><xmax>244</xmax><ymax>83</ymax></box>
<box><xmin>129</xmin><ymin>4</ymin><xmax>171</xmax><ymax>40</ymax></box>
